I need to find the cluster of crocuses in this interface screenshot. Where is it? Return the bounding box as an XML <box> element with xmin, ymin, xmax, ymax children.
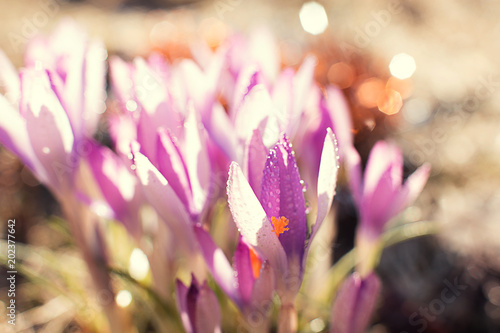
<box><xmin>0</xmin><ymin>20</ymin><xmax>430</xmax><ymax>333</ymax></box>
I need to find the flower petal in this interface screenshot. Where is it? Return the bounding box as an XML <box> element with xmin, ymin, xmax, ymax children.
<box><xmin>193</xmin><ymin>225</ymin><xmax>240</xmax><ymax>306</ymax></box>
<box><xmin>175</xmin><ymin>280</ymin><xmax>194</xmax><ymax>333</ymax></box>
<box><xmin>184</xmin><ymin>107</ymin><xmax>210</xmax><ymax>216</ymax></box>
<box><xmin>227</xmin><ymin>162</ymin><xmax>287</xmax><ymax>274</ymax></box>
<box><xmin>157</xmin><ymin>128</ymin><xmax>193</xmax><ymax>214</ymax></box>
<box><xmin>243</xmin><ymin>129</ymin><xmax>268</xmax><ymax>199</ymax></box>
<box><xmin>391</xmin><ymin>162</ymin><xmax>431</xmax><ymax>217</ymax></box>
<box><xmin>330</xmin><ymin>272</ymin><xmax>381</xmax><ymax>333</ymax></box>
<box><xmin>325</xmin><ymin>86</ymin><xmax>353</xmax><ymax>160</ymax></box>
<box><xmin>260</xmin><ymin>137</ymin><xmax>307</xmax><ymax>262</ymax></box>
<box><xmin>235</xmin><ymin>85</ymin><xmax>280</xmax><ymax>147</ymax></box>
<box><xmin>195</xmin><ymin>281</ymin><xmax>222</xmax><ymax>333</ymax></box>
<box><xmin>21</xmin><ymin>69</ymin><xmax>75</xmax><ymax>190</ymax></box>
<box><xmin>363</xmin><ymin>141</ymin><xmax>403</xmax><ymax>199</ymax></box>
<box><xmin>87</xmin><ymin>142</ymin><xmax>142</xmax><ymax>237</ymax></box>
<box><xmin>308</xmin><ymin>128</ymin><xmax>339</xmax><ymax>246</ymax></box>
<box><xmin>233</xmin><ymin>238</ymin><xmax>257</xmax><ymax>305</ymax></box>
<box><xmin>0</xmin><ymin>94</ymin><xmax>45</xmax><ymax>181</ymax></box>
<box><xmin>204</xmin><ymin>102</ymin><xmax>238</xmax><ymax>162</ymax></box>
<box><xmin>345</xmin><ymin>146</ymin><xmax>363</xmax><ymax>207</ymax></box>
<box><xmin>133</xmin><ymin>151</ymin><xmax>194</xmax><ymax>251</ymax></box>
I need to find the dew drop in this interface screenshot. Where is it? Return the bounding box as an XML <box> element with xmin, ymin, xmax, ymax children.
<box><xmin>42</xmin><ymin>147</ymin><xmax>50</xmax><ymax>154</ymax></box>
<box><xmin>305</xmin><ymin>202</ymin><xmax>311</xmax><ymax>214</ymax></box>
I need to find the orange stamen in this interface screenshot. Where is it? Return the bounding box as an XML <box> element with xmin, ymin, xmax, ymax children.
<box><xmin>248</xmin><ymin>246</ymin><xmax>262</xmax><ymax>279</ymax></box>
<box><xmin>271</xmin><ymin>216</ymin><xmax>290</xmax><ymax>238</ymax></box>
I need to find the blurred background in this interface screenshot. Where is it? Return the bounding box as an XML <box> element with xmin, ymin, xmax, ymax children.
<box><xmin>0</xmin><ymin>0</ymin><xmax>500</xmax><ymax>332</ymax></box>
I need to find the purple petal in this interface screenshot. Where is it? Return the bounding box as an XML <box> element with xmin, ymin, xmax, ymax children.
<box><xmin>133</xmin><ymin>151</ymin><xmax>194</xmax><ymax>251</ymax></box>
<box><xmin>176</xmin><ymin>280</ymin><xmax>194</xmax><ymax>333</ymax></box>
<box><xmin>363</xmin><ymin>141</ymin><xmax>403</xmax><ymax>199</ymax></box>
<box><xmin>193</xmin><ymin>226</ymin><xmax>240</xmax><ymax>306</ymax></box>
<box><xmin>308</xmin><ymin>128</ymin><xmax>339</xmax><ymax>247</ymax></box>
<box><xmin>157</xmin><ymin>128</ymin><xmax>193</xmax><ymax>214</ymax></box>
<box><xmin>231</xmin><ymin>66</ymin><xmax>262</xmax><ymax>112</ymax></box>
<box><xmin>243</xmin><ymin>129</ymin><xmax>268</xmax><ymax>199</ymax></box>
<box><xmin>361</xmin><ymin>165</ymin><xmax>401</xmax><ymax>238</ymax></box>
<box><xmin>227</xmin><ymin>162</ymin><xmax>287</xmax><ymax>274</ymax></box>
<box><xmin>21</xmin><ymin>69</ymin><xmax>75</xmax><ymax>190</ymax></box>
<box><xmin>391</xmin><ymin>163</ymin><xmax>431</xmax><ymax>218</ymax></box>
<box><xmin>330</xmin><ymin>272</ymin><xmax>381</xmax><ymax>333</ymax></box>
<box><xmin>87</xmin><ymin>142</ymin><xmax>142</xmax><ymax>237</ymax></box>
<box><xmin>260</xmin><ymin>136</ymin><xmax>307</xmax><ymax>262</ymax></box>
<box><xmin>233</xmin><ymin>238</ymin><xmax>257</xmax><ymax>305</ymax></box>
<box><xmin>195</xmin><ymin>282</ymin><xmax>222</xmax><ymax>333</ymax></box>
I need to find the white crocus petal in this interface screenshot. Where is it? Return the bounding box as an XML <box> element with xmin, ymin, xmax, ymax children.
<box><xmin>183</xmin><ymin>106</ymin><xmax>210</xmax><ymax>214</ymax></box>
<box><xmin>308</xmin><ymin>128</ymin><xmax>339</xmax><ymax>247</ymax></box>
<box><xmin>227</xmin><ymin>162</ymin><xmax>287</xmax><ymax>275</ymax></box>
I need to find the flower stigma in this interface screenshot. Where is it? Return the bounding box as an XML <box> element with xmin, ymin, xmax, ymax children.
<box><xmin>249</xmin><ymin>246</ymin><xmax>262</xmax><ymax>279</ymax></box>
<box><xmin>271</xmin><ymin>216</ymin><xmax>290</xmax><ymax>238</ymax></box>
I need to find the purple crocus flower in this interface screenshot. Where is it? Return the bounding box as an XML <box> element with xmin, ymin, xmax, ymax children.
<box><xmin>176</xmin><ymin>276</ymin><xmax>222</xmax><ymax>333</ymax></box>
<box><xmin>110</xmin><ymin>54</ymin><xmax>213</xmax><ymax>223</ymax></box>
<box><xmin>300</xmin><ymin>86</ymin><xmax>353</xmax><ymax>193</ymax></box>
<box><xmin>226</xmin><ymin>128</ymin><xmax>339</xmax><ymax>308</ymax></box>
<box><xmin>0</xmin><ymin>19</ymin><xmax>106</xmax><ymax>196</ymax></box>
<box><xmin>330</xmin><ymin>272</ymin><xmax>381</xmax><ymax>333</ymax></box>
<box><xmin>346</xmin><ymin>141</ymin><xmax>431</xmax><ymax>276</ymax></box>
<box><xmin>194</xmin><ymin>225</ymin><xmax>275</xmax><ymax>327</ymax></box>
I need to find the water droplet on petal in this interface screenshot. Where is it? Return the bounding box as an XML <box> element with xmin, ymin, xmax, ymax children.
<box><xmin>305</xmin><ymin>202</ymin><xmax>311</xmax><ymax>214</ymax></box>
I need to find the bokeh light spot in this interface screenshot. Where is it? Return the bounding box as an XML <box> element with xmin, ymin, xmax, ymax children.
<box><xmin>389</xmin><ymin>53</ymin><xmax>416</xmax><ymax>79</ymax></box>
<box><xmin>299</xmin><ymin>2</ymin><xmax>329</xmax><ymax>35</ymax></box>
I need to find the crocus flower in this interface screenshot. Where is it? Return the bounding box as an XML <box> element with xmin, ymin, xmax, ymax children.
<box><xmin>346</xmin><ymin>141</ymin><xmax>430</xmax><ymax>276</ymax></box>
<box><xmin>0</xmin><ymin>19</ymin><xmax>106</xmax><ymax>197</ymax></box>
<box><xmin>176</xmin><ymin>276</ymin><xmax>222</xmax><ymax>333</ymax></box>
<box><xmin>110</xmin><ymin>54</ymin><xmax>213</xmax><ymax>222</ymax></box>
<box><xmin>226</xmin><ymin>128</ymin><xmax>339</xmax><ymax>311</ymax></box>
<box><xmin>193</xmin><ymin>226</ymin><xmax>275</xmax><ymax>330</ymax></box>
<box><xmin>330</xmin><ymin>272</ymin><xmax>381</xmax><ymax>333</ymax></box>
<box><xmin>23</xmin><ymin>19</ymin><xmax>107</xmax><ymax>142</ymax></box>
<box><xmin>300</xmin><ymin>86</ymin><xmax>354</xmax><ymax>193</ymax></box>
